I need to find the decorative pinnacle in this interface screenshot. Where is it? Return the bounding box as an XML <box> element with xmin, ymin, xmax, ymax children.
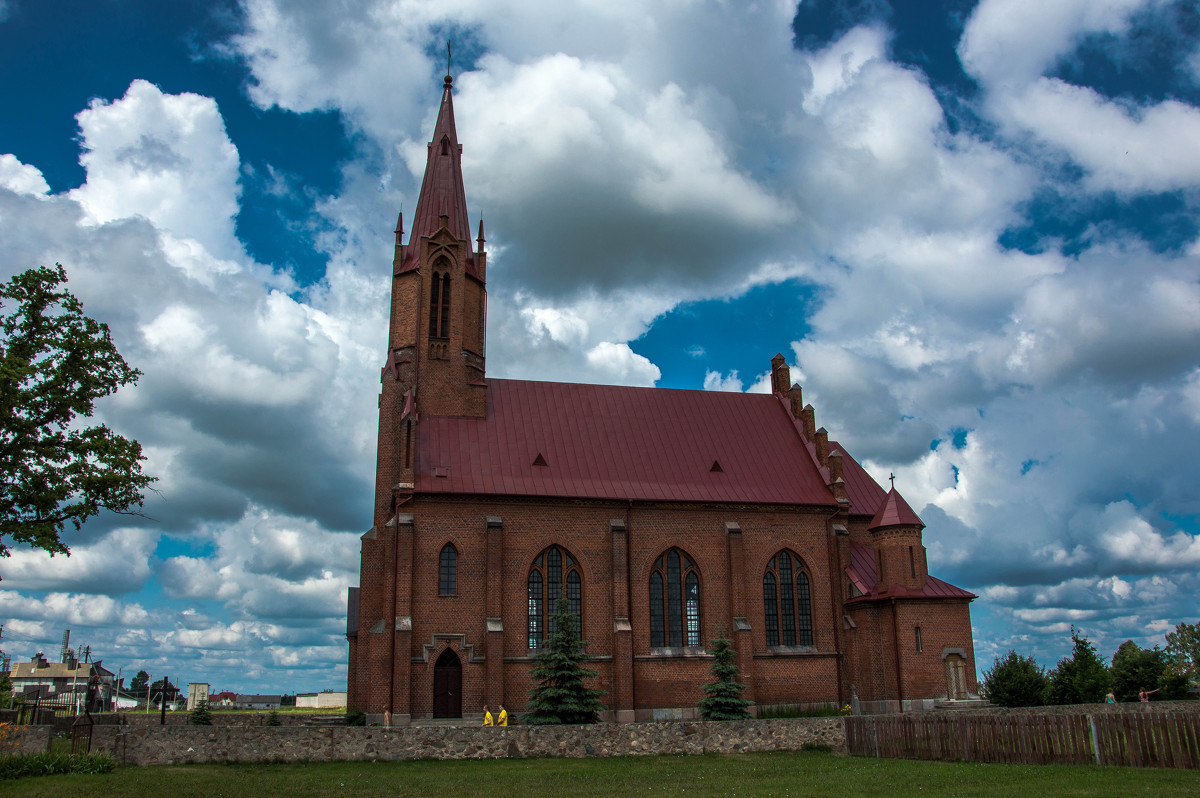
<box><xmin>445</xmin><ymin>40</ymin><xmax>453</xmax><ymax>86</ymax></box>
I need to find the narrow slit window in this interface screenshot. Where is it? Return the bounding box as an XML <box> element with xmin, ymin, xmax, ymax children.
<box><xmin>439</xmin><ymin>544</ymin><xmax>457</xmax><ymax>596</ymax></box>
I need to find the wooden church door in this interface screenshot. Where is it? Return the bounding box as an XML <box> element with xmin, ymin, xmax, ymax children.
<box><xmin>945</xmin><ymin>654</ymin><xmax>967</xmax><ymax>700</ymax></box>
<box><xmin>433</xmin><ymin>648</ymin><xmax>462</xmax><ymax>718</ymax></box>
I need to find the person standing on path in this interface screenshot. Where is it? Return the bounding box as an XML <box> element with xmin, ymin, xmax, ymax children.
<box><xmin>497</xmin><ymin>705</ymin><xmax>508</xmax><ymax>726</ymax></box>
<box><xmin>482</xmin><ymin>705</ymin><xmax>494</xmax><ymax>726</ymax></box>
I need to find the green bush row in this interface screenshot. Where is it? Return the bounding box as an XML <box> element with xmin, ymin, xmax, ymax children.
<box><xmin>0</xmin><ymin>751</ymin><xmax>117</xmax><ymax>780</ymax></box>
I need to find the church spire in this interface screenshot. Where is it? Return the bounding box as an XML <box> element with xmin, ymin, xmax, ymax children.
<box><xmin>400</xmin><ymin>73</ymin><xmax>478</xmax><ymax>277</ymax></box>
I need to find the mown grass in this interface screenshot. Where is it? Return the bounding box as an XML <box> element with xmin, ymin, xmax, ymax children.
<box><xmin>4</xmin><ymin>750</ymin><xmax>1200</xmax><ymax>797</ymax></box>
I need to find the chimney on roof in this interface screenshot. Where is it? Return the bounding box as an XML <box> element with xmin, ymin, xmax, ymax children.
<box><xmin>770</xmin><ymin>354</ymin><xmax>790</xmax><ymax>395</ymax></box>
<box><xmin>815</xmin><ymin>427</ymin><xmax>830</xmax><ymax>466</ymax></box>
<box><xmin>789</xmin><ymin>383</ymin><xmax>803</xmax><ymax>418</ymax></box>
<box><xmin>828</xmin><ymin>449</ymin><xmax>843</xmax><ymax>482</ymax></box>
<box><xmin>801</xmin><ymin>404</ymin><xmax>816</xmax><ymax>440</ymax></box>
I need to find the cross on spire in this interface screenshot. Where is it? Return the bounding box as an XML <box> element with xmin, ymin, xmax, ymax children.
<box><xmin>889</xmin><ymin>472</ymin><xmax>896</xmax><ymax>490</ymax></box>
<box><xmin>446</xmin><ymin>40</ymin><xmax>452</xmax><ymax>80</ymax></box>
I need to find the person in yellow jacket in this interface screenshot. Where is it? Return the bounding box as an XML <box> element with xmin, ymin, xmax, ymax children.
<box><xmin>497</xmin><ymin>705</ymin><xmax>508</xmax><ymax>727</ymax></box>
<box><xmin>482</xmin><ymin>705</ymin><xmax>493</xmax><ymax>726</ymax></box>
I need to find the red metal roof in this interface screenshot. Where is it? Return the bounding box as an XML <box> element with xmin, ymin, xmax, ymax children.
<box><xmin>869</xmin><ymin>487</ymin><xmax>925</xmax><ymax>529</ymax></box>
<box><xmin>830</xmin><ymin>442</ymin><xmax>887</xmax><ymax>517</ymax></box>
<box><xmin>845</xmin><ymin>542</ymin><xmax>975</xmax><ymax>601</ymax></box>
<box><xmin>414</xmin><ymin>379</ymin><xmax>839</xmax><ymax>505</ymax></box>
<box><xmin>400</xmin><ymin>76</ymin><xmax>480</xmax><ymax>279</ymax></box>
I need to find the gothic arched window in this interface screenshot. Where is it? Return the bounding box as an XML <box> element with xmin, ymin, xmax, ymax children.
<box><xmin>527</xmin><ymin>545</ymin><xmax>583</xmax><ymax>648</ymax></box>
<box><xmin>428</xmin><ymin>260</ymin><xmax>451</xmax><ymax>340</ymax></box>
<box><xmin>439</xmin><ymin>543</ymin><xmax>457</xmax><ymax>596</ymax></box>
<box><xmin>649</xmin><ymin>548</ymin><xmax>701</xmax><ymax>648</ymax></box>
<box><xmin>763</xmin><ymin>550</ymin><xmax>812</xmax><ymax>646</ymax></box>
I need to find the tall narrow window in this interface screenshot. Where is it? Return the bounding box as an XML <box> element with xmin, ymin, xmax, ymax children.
<box><xmin>763</xmin><ymin>571</ymin><xmax>779</xmax><ymax>646</ymax></box>
<box><xmin>649</xmin><ymin>548</ymin><xmax>702</xmax><ymax>648</ymax></box>
<box><xmin>527</xmin><ymin>571</ymin><xmax>542</xmax><ymax>649</ymax></box>
<box><xmin>527</xmin><ymin>545</ymin><xmax>583</xmax><ymax>648</ymax></box>
<box><xmin>915</xmin><ymin>626</ymin><xmax>923</xmax><ymax>653</ymax></box>
<box><xmin>439</xmin><ymin>273</ymin><xmax>450</xmax><ymax>337</ymax></box>
<box><xmin>763</xmin><ymin>550</ymin><xmax>814</xmax><ymax>647</ymax></box>
<box><xmin>439</xmin><ymin>544</ymin><xmax>457</xmax><ymax>596</ymax></box>
<box><xmin>428</xmin><ymin>260</ymin><xmax>451</xmax><ymax>339</ymax></box>
<box><xmin>909</xmin><ymin>546</ymin><xmax>916</xmax><ymax>578</ymax></box>
<box><xmin>428</xmin><ymin>270</ymin><xmax>441</xmax><ymax>336</ymax></box>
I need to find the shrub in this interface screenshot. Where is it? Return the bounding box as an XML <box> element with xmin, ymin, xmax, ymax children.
<box><xmin>265</xmin><ymin>710</ymin><xmax>282</xmax><ymax>727</ymax></box>
<box><xmin>0</xmin><ymin>752</ymin><xmax>116</xmax><ymax>780</ymax></box>
<box><xmin>756</xmin><ymin>704</ymin><xmax>841</xmax><ymax>719</ymax></box>
<box><xmin>344</xmin><ymin>709</ymin><xmax>366</xmax><ymax>727</ymax></box>
<box><xmin>981</xmin><ymin>651</ymin><xmax>1048</xmax><ymax>707</ymax></box>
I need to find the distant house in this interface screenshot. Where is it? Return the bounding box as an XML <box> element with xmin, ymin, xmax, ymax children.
<box><xmin>9</xmin><ymin>652</ymin><xmax>117</xmax><ymax>712</ymax></box>
<box><xmin>234</xmin><ymin>694</ymin><xmax>281</xmax><ymax>710</ymax></box>
<box><xmin>211</xmin><ymin>691</ymin><xmax>237</xmax><ymax>707</ymax></box>
<box><xmin>295</xmin><ymin>691</ymin><xmax>347</xmax><ymax>709</ymax></box>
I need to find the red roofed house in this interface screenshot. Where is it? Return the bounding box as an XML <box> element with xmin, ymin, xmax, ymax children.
<box><xmin>346</xmin><ymin>74</ymin><xmax>978</xmax><ymax>723</ymax></box>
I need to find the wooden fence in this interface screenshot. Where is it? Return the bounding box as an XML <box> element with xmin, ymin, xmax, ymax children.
<box><xmin>845</xmin><ymin>711</ymin><xmax>1200</xmax><ymax>769</ymax></box>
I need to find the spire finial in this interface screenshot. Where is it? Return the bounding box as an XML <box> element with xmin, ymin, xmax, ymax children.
<box><xmin>889</xmin><ymin>472</ymin><xmax>896</xmax><ymax>490</ymax></box>
<box><xmin>445</xmin><ymin>40</ymin><xmax>453</xmax><ymax>87</ymax></box>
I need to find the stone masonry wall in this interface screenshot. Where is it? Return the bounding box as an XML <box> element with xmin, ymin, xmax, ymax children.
<box><xmin>90</xmin><ymin>718</ymin><xmax>844</xmax><ymax>766</ymax></box>
<box><xmin>3</xmin><ymin>724</ymin><xmax>50</xmax><ymax>755</ymax></box>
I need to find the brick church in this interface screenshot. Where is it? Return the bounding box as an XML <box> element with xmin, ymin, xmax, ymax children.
<box><xmin>346</xmin><ymin>74</ymin><xmax>978</xmax><ymax>723</ymax></box>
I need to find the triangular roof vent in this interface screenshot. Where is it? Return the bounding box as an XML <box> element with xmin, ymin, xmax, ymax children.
<box><xmin>532</xmin><ymin>453</ymin><xmax>548</xmax><ymax>467</ymax></box>
<box><xmin>710</xmin><ymin>460</ymin><xmax>724</xmax><ymax>473</ymax></box>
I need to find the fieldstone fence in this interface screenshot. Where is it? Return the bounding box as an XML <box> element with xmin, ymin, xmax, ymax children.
<box><xmin>85</xmin><ymin>717</ymin><xmax>842</xmax><ymax>766</ymax></box>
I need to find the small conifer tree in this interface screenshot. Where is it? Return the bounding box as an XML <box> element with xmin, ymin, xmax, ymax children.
<box><xmin>698</xmin><ymin>629</ymin><xmax>752</xmax><ymax>720</ymax></box>
<box><xmin>189</xmin><ymin>699</ymin><xmax>213</xmax><ymax>726</ymax></box>
<box><xmin>524</xmin><ymin>597</ymin><xmax>606</xmax><ymax>724</ymax></box>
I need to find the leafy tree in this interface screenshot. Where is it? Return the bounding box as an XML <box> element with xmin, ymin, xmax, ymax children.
<box><xmin>129</xmin><ymin>670</ymin><xmax>149</xmax><ymax>700</ymax></box>
<box><xmin>1164</xmin><ymin>621</ymin><xmax>1200</xmax><ymax>685</ymax></box>
<box><xmin>698</xmin><ymin>629</ymin><xmax>752</xmax><ymax>720</ymax></box>
<box><xmin>0</xmin><ymin>670</ymin><xmax>11</xmax><ymax>708</ymax></box>
<box><xmin>0</xmin><ymin>265</ymin><xmax>154</xmax><ymax>569</ymax></box>
<box><xmin>1046</xmin><ymin>628</ymin><xmax>1111</xmax><ymax>705</ymax></box>
<box><xmin>1110</xmin><ymin>640</ymin><xmax>1166</xmax><ymax>702</ymax></box>
<box><xmin>189</xmin><ymin>699</ymin><xmax>213</xmax><ymax>725</ymax></box>
<box><xmin>981</xmin><ymin>650</ymin><xmax>1048</xmax><ymax>707</ymax></box>
<box><xmin>1158</xmin><ymin>668</ymin><xmax>1190</xmax><ymax>700</ymax></box>
<box><xmin>524</xmin><ymin>596</ymin><xmax>605</xmax><ymax>725</ymax></box>
<box><xmin>150</xmin><ymin>677</ymin><xmax>179</xmax><ymax>707</ymax></box>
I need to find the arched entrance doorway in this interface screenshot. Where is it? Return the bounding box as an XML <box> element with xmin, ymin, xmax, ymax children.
<box><xmin>433</xmin><ymin>648</ymin><xmax>462</xmax><ymax>718</ymax></box>
<box><xmin>945</xmin><ymin>653</ymin><xmax>967</xmax><ymax>700</ymax></box>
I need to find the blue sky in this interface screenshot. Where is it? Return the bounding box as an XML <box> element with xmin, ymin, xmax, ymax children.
<box><xmin>1</xmin><ymin>0</ymin><xmax>1199</xmax><ymax>694</ymax></box>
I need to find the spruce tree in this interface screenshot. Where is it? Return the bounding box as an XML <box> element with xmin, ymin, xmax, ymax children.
<box><xmin>698</xmin><ymin>629</ymin><xmax>752</xmax><ymax>720</ymax></box>
<box><xmin>524</xmin><ymin>597</ymin><xmax>605</xmax><ymax>724</ymax></box>
<box><xmin>189</xmin><ymin>699</ymin><xmax>213</xmax><ymax>726</ymax></box>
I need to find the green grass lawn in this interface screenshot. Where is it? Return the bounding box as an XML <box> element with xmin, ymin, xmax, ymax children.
<box><xmin>5</xmin><ymin>751</ymin><xmax>1199</xmax><ymax>797</ymax></box>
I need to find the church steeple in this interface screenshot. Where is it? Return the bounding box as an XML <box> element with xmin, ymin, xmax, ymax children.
<box><xmin>398</xmin><ymin>74</ymin><xmax>479</xmax><ymax>279</ymax></box>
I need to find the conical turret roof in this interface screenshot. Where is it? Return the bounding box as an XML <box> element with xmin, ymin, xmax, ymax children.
<box><xmin>868</xmin><ymin>487</ymin><xmax>925</xmax><ymax>530</ymax></box>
